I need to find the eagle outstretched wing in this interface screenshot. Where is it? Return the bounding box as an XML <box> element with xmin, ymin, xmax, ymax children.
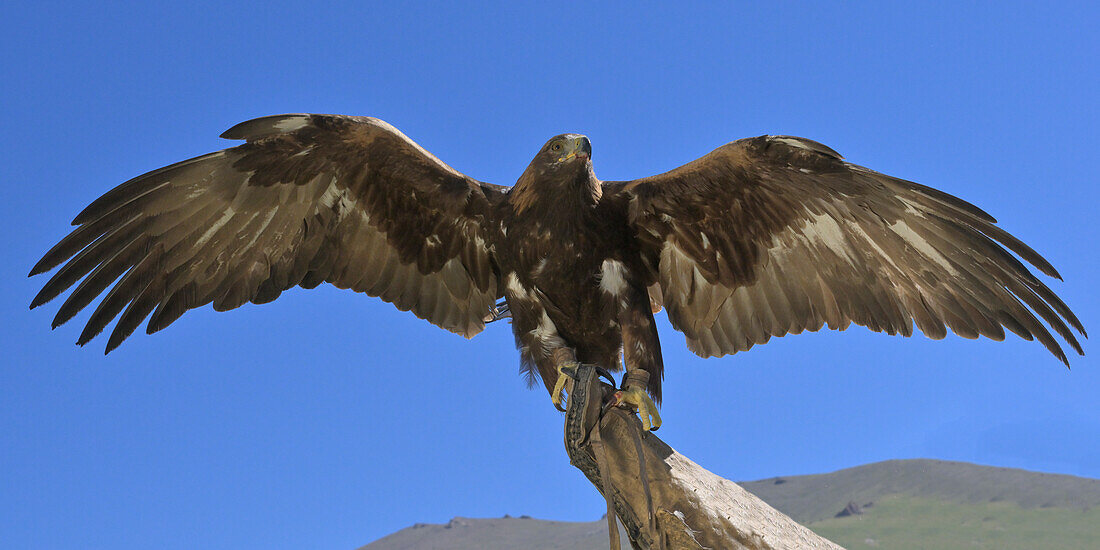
<box><xmin>30</xmin><ymin>114</ymin><xmax>504</xmax><ymax>352</ymax></box>
<box><xmin>610</xmin><ymin>135</ymin><xmax>1085</xmax><ymax>363</ymax></box>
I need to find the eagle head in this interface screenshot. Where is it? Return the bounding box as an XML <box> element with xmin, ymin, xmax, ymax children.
<box><xmin>534</xmin><ymin>134</ymin><xmax>592</xmax><ymax>172</ymax></box>
<box><xmin>511</xmin><ymin>133</ymin><xmax>600</xmax><ymax>209</ymax></box>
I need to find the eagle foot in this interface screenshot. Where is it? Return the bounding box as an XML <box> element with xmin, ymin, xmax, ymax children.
<box><xmin>613</xmin><ymin>386</ymin><xmax>662</xmax><ymax>431</ymax></box>
<box><xmin>553</xmin><ymin>362</ymin><xmax>617</xmax><ymax>412</ymax></box>
<box><xmin>551</xmin><ymin>362</ymin><xmax>579</xmax><ymax>412</ymax></box>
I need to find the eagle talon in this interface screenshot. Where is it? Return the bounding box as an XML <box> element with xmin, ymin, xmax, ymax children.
<box><xmin>613</xmin><ymin>386</ymin><xmax>662</xmax><ymax>431</ymax></box>
<box><xmin>560</xmin><ymin>363</ymin><xmax>580</xmax><ymax>380</ymax></box>
<box><xmin>551</xmin><ymin>362</ymin><xmax>578</xmax><ymax>412</ymax></box>
<box><xmin>592</xmin><ymin>365</ymin><xmax>617</xmax><ymax>386</ymax></box>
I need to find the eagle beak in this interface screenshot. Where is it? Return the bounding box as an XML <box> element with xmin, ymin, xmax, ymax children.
<box><xmin>566</xmin><ymin>136</ymin><xmax>591</xmax><ymax>161</ymax></box>
<box><xmin>557</xmin><ymin>135</ymin><xmax>592</xmax><ymax>163</ymax></box>
<box><xmin>576</xmin><ymin>136</ymin><xmax>591</xmax><ymax>160</ymax></box>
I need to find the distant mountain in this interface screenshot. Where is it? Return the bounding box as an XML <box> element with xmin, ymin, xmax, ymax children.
<box><xmin>359</xmin><ymin>459</ymin><xmax>1100</xmax><ymax>550</ymax></box>
<box><xmin>359</xmin><ymin>516</ymin><xmax>629</xmax><ymax>550</ymax></box>
<box><xmin>741</xmin><ymin>458</ymin><xmax>1100</xmax><ymax>524</ymax></box>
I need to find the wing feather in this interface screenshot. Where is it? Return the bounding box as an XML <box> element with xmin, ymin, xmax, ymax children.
<box><xmin>613</xmin><ymin>135</ymin><xmax>1084</xmax><ymax>365</ymax></box>
<box><xmin>31</xmin><ymin>114</ymin><xmax>504</xmax><ymax>351</ymax></box>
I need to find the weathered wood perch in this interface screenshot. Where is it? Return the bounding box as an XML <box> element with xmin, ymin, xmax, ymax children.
<box><xmin>563</xmin><ymin>363</ymin><xmax>844</xmax><ymax>550</ymax></box>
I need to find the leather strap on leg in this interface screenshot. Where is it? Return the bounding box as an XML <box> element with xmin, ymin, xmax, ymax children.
<box><xmin>623</xmin><ymin>368</ymin><xmax>650</xmax><ymax>392</ymax></box>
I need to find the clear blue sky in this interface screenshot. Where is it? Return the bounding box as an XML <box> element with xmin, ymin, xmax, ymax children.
<box><xmin>2</xmin><ymin>2</ymin><xmax>1097</xmax><ymax>549</ymax></box>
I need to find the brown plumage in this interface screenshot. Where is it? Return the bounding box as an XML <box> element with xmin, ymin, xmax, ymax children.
<box><xmin>30</xmin><ymin>115</ymin><xmax>502</xmax><ymax>352</ymax></box>
<box><xmin>30</xmin><ymin>114</ymin><xmax>1085</xmax><ymax>410</ymax></box>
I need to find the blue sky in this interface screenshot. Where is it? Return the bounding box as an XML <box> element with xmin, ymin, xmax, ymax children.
<box><xmin>2</xmin><ymin>2</ymin><xmax>1097</xmax><ymax>549</ymax></box>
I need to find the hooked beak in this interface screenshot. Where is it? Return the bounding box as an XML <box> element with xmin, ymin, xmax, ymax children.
<box><xmin>563</xmin><ymin>136</ymin><xmax>592</xmax><ymax>161</ymax></box>
<box><xmin>577</xmin><ymin>136</ymin><xmax>592</xmax><ymax>160</ymax></box>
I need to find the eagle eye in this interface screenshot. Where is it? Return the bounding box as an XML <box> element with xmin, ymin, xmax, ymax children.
<box><xmin>550</xmin><ymin>142</ymin><xmax>563</xmax><ymax>152</ymax></box>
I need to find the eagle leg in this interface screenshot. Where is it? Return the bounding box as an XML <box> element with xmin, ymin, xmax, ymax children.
<box><xmin>613</xmin><ymin>369</ymin><xmax>662</xmax><ymax>431</ymax></box>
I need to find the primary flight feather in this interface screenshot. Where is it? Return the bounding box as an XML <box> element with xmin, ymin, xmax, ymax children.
<box><xmin>31</xmin><ymin>114</ymin><xmax>1085</xmax><ymax>430</ymax></box>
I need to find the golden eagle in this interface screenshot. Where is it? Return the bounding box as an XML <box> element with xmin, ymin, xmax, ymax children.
<box><xmin>30</xmin><ymin>114</ymin><xmax>1085</xmax><ymax>430</ymax></box>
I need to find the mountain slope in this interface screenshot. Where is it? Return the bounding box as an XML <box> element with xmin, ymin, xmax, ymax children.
<box><xmin>810</xmin><ymin>495</ymin><xmax>1100</xmax><ymax>550</ymax></box>
<box><xmin>360</xmin><ymin>516</ymin><xmax>629</xmax><ymax>550</ymax></box>
<box><xmin>740</xmin><ymin>458</ymin><xmax>1100</xmax><ymax>524</ymax></box>
<box><xmin>360</xmin><ymin>459</ymin><xmax>1100</xmax><ymax>550</ymax></box>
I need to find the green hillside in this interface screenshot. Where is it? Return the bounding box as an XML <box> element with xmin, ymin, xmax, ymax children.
<box><xmin>362</xmin><ymin>459</ymin><xmax>1100</xmax><ymax>550</ymax></box>
<box><xmin>809</xmin><ymin>495</ymin><xmax>1100</xmax><ymax>550</ymax></box>
<box><xmin>742</xmin><ymin>459</ymin><xmax>1100</xmax><ymax>549</ymax></box>
<box><xmin>740</xmin><ymin>459</ymin><xmax>1100</xmax><ymax>524</ymax></box>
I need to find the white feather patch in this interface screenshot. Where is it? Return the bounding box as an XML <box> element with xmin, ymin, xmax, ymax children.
<box><xmin>531</xmin><ymin>311</ymin><xmax>557</xmax><ymax>341</ymax></box>
<box><xmin>788</xmin><ymin>211</ymin><xmax>857</xmax><ymax>265</ymax></box>
<box><xmin>889</xmin><ymin>219</ymin><xmax>957</xmax><ymax>274</ymax></box>
<box><xmin>195</xmin><ymin>207</ymin><xmax>236</xmax><ymax>247</ymax></box>
<box><xmin>242</xmin><ymin>209</ymin><xmax>276</xmax><ymax>249</ymax></box>
<box><xmin>770</xmin><ymin>136</ymin><xmax>813</xmax><ymax>150</ymax></box>
<box><xmin>529</xmin><ymin>310</ymin><xmax>566</xmax><ymax>354</ymax></box>
<box><xmin>318</xmin><ymin>182</ymin><xmax>363</xmax><ymax>222</ymax></box>
<box><xmin>273</xmin><ymin>115</ymin><xmax>310</xmax><ymax>132</ymax></box>
<box><xmin>505</xmin><ymin>272</ymin><xmax>523</xmax><ymax>294</ymax></box>
<box><xmin>599</xmin><ymin>259</ymin><xmax>629</xmax><ymax>297</ymax></box>
<box><xmin>846</xmin><ymin>222</ymin><xmax>902</xmax><ymax>272</ymax></box>
<box><xmin>898</xmin><ymin>197</ymin><xmax>925</xmax><ymax>216</ymax></box>
<box><xmin>505</xmin><ymin>272</ymin><xmax>534</xmax><ymax>301</ymax></box>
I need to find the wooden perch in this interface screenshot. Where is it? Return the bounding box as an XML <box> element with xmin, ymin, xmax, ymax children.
<box><xmin>563</xmin><ymin>364</ymin><xmax>845</xmax><ymax>550</ymax></box>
